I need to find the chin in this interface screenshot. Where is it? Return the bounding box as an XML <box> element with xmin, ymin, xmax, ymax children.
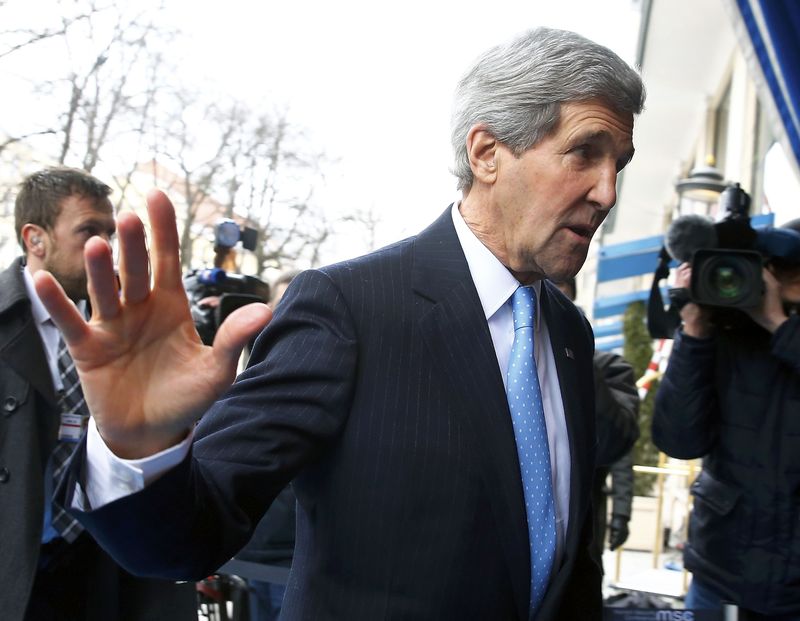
<box><xmin>546</xmin><ymin>263</ymin><xmax>583</xmax><ymax>283</ymax></box>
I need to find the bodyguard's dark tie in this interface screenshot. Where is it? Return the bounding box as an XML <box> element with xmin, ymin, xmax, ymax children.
<box><xmin>507</xmin><ymin>286</ymin><xmax>556</xmax><ymax>614</ymax></box>
<box><xmin>50</xmin><ymin>335</ymin><xmax>89</xmax><ymax>542</ymax></box>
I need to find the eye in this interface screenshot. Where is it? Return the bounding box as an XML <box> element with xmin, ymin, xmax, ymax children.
<box><xmin>571</xmin><ymin>144</ymin><xmax>592</xmax><ymax>159</ymax></box>
<box><xmin>616</xmin><ymin>153</ymin><xmax>634</xmax><ymax>173</ymax></box>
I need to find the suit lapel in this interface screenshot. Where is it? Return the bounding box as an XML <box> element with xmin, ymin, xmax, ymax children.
<box><xmin>413</xmin><ymin>209</ymin><xmax>529</xmax><ymax>621</ymax></box>
<box><xmin>537</xmin><ymin>284</ymin><xmax>595</xmax><ymax>606</ymax></box>
<box><xmin>0</xmin><ymin>259</ymin><xmax>58</xmax><ymax>407</ymax></box>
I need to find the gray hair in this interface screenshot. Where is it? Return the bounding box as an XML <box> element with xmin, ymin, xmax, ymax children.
<box><xmin>451</xmin><ymin>27</ymin><xmax>645</xmax><ymax>191</ymax></box>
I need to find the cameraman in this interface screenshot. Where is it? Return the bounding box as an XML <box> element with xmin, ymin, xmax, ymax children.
<box><xmin>653</xmin><ymin>219</ymin><xmax>800</xmax><ymax>619</ymax></box>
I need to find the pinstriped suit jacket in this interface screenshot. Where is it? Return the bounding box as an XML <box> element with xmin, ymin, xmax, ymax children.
<box><xmin>60</xmin><ymin>208</ymin><xmax>601</xmax><ymax>620</ymax></box>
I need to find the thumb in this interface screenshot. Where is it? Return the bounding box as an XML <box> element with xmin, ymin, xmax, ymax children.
<box><xmin>212</xmin><ymin>302</ymin><xmax>273</xmax><ymax>371</ymax></box>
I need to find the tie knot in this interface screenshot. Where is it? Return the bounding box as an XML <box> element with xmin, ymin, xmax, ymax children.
<box><xmin>511</xmin><ymin>286</ymin><xmax>536</xmax><ymax>330</ymax></box>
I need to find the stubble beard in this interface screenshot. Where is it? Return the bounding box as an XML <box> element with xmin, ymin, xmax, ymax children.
<box><xmin>44</xmin><ymin>258</ymin><xmax>88</xmax><ymax>303</ymax></box>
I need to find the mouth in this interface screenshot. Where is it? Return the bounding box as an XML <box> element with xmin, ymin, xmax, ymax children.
<box><xmin>565</xmin><ymin>224</ymin><xmax>595</xmax><ymax>241</ymax></box>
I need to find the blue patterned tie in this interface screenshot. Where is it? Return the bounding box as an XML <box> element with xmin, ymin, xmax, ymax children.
<box><xmin>507</xmin><ymin>286</ymin><xmax>556</xmax><ymax>614</ymax></box>
<box><xmin>50</xmin><ymin>335</ymin><xmax>89</xmax><ymax>542</ymax></box>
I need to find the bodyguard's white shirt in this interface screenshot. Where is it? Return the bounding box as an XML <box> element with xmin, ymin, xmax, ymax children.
<box><xmin>81</xmin><ymin>204</ymin><xmax>572</xmax><ymax>568</ymax></box>
<box><xmin>22</xmin><ymin>265</ymin><xmax>87</xmax><ymax>390</ymax></box>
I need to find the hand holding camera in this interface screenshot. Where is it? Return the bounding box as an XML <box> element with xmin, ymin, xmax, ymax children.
<box><xmin>676</xmin><ymin>261</ymin><xmax>789</xmax><ymax>336</ymax></box>
<box><xmin>673</xmin><ymin>263</ymin><xmax>714</xmax><ymax>338</ymax></box>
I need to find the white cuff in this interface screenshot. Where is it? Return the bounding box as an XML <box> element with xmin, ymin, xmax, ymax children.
<box><xmin>78</xmin><ymin>417</ymin><xmax>193</xmax><ymax>510</ymax></box>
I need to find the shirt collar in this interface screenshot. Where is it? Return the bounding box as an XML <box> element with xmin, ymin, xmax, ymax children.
<box><xmin>450</xmin><ymin>202</ymin><xmax>542</xmax><ymax>330</ymax></box>
<box><xmin>22</xmin><ymin>264</ymin><xmax>51</xmax><ymax>327</ymax></box>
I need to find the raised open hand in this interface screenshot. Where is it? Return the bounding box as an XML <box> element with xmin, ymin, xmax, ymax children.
<box><xmin>34</xmin><ymin>190</ymin><xmax>272</xmax><ymax>458</ymax></box>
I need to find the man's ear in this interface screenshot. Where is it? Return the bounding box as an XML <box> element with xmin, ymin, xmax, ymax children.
<box><xmin>21</xmin><ymin>224</ymin><xmax>47</xmax><ymax>258</ymax></box>
<box><xmin>466</xmin><ymin>125</ymin><xmax>498</xmax><ymax>185</ymax></box>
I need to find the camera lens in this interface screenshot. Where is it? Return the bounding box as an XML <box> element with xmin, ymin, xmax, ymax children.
<box><xmin>691</xmin><ymin>249</ymin><xmax>763</xmax><ymax>308</ymax></box>
<box><xmin>711</xmin><ymin>265</ymin><xmax>744</xmax><ymax>299</ymax></box>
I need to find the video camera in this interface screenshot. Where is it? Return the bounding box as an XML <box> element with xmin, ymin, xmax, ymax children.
<box><xmin>215</xmin><ymin>219</ymin><xmax>259</xmax><ymax>251</ymax></box>
<box><xmin>184</xmin><ymin>267</ymin><xmax>271</xmax><ymax>345</ymax></box>
<box><xmin>647</xmin><ymin>184</ymin><xmax>800</xmax><ymax>338</ymax></box>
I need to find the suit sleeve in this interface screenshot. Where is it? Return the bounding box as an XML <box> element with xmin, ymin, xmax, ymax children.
<box><xmin>56</xmin><ymin>269</ymin><xmax>358</xmax><ymax>580</ymax></box>
<box><xmin>608</xmin><ymin>451</ymin><xmax>634</xmax><ymax>519</ymax></box>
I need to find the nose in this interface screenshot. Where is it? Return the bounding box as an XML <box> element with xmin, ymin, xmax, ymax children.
<box><xmin>587</xmin><ymin>163</ymin><xmax>618</xmax><ymax>211</ymax></box>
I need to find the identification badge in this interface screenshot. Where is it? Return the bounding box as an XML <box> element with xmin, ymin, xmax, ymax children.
<box><xmin>58</xmin><ymin>413</ymin><xmax>88</xmax><ymax>442</ymax></box>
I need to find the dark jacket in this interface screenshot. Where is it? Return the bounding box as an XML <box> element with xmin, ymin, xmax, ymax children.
<box><xmin>0</xmin><ymin>258</ymin><xmax>61</xmax><ymax>621</ymax></box>
<box><xmin>591</xmin><ymin>350</ymin><xmax>639</xmax><ymax>562</ymax></box>
<box><xmin>653</xmin><ymin>316</ymin><xmax>800</xmax><ymax>615</ymax></box>
<box><xmin>59</xmin><ymin>208</ymin><xmax>603</xmax><ymax>621</ymax></box>
<box><xmin>593</xmin><ymin>350</ymin><xmax>640</xmax><ymax>467</ymax></box>
<box><xmin>236</xmin><ymin>484</ymin><xmax>296</xmax><ymax>567</ymax></box>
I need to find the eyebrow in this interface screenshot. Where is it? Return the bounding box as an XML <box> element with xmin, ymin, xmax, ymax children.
<box><xmin>617</xmin><ymin>147</ymin><xmax>636</xmax><ymax>171</ymax></box>
<box><xmin>573</xmin><ymin>129</ymin><xmax>635</xmax><ymax>168</ymax></box>
<box><xmin>75</xmin><ymin>217</ymin><xmax>117</xmax><ymax>235</ymax></box>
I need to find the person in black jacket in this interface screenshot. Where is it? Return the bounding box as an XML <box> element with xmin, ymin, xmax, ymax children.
<box><xmin>653</xmin><ymin>219</ymin><xmax>800</xmax><ymax>619</ymax></box>
<box><xmin>591</xmin><ymin>351</ymin><xmax>638</xmax><ymax>563</ymax></box>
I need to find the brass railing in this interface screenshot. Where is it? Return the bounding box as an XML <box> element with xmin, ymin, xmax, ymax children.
<box><xmin>611</xmin><ymin>454</ymin><xmax>702</xmax><ymax>596</ymax></box>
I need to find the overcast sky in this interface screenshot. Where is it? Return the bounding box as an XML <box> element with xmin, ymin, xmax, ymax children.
<box><xmin>160</xmin><ymin>0</ymin><xmax>642</xmax><ymax>262</ymax></box>
<box><xmin>0</xmin><ymin>0</ymin><xmax>642</xmax><ymax>266</ymax></box>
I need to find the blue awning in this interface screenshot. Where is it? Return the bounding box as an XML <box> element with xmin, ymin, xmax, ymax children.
<box><xmin>731</xmin><ymin>0</ymin><xmax>800</xmax><ymax>175</ymax></box>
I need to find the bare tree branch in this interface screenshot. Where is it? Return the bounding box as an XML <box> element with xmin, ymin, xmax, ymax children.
<box><xmin>0</xmin><ymin>130</ymin><xmax>57</xmax><ymax>157</ymax></box>
<box><xmin>0</xmin><ymin>6</ymin><xmax>97</xmax><ymax>60</ymax></box>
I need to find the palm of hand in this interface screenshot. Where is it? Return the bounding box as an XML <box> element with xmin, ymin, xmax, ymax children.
<box><xmin>79</xmin><ymin>289</ymin><xmax>219</xmax><ymax>452</ymax></box>
<box><xmin>35</xmin><ymin>190</ymin><xmax>271</xmax><ymax>458</ymax></box>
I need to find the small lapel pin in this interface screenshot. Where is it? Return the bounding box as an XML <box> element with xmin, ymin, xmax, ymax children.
<box><xmin>564</xmin><ymin>348</ymin><xmax>574</xmax><ymax>359</ymax></box>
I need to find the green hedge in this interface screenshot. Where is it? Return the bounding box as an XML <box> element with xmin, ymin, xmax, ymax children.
<box><xmin>622</xmin><ymin>301</ymin><xmax>660</xmax><ymax>497</ymax></box>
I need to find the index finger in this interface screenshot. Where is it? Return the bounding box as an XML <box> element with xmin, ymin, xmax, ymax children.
<box><xmin>146</xmin><ymin>189</ymin><xmax>183</xmax><ymax>290</ymax></box>
<box><xmin>674</xmin><ymin>263</ymin><xmax>691</xmax><ymax>288</ymax></box>
<box><xmin>33</xmin><ymin>271</ymin><xmax>90</xmax><ymax>345</ymax></box>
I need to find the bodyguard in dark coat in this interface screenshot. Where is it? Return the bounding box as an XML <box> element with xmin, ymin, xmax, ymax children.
<box><xmin>0</xmin><ymin>257</ymin><xmax>63</xmax><ymax>621</ymax></box>
<box><xmin>0</xmin><ymin>167</ymin><xmax>196</xmax><ymax>621</ymax></box>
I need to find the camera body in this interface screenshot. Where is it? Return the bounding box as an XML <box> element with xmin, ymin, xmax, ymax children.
<box><xmin>215</xmin><ymin>219</ymin><xmax>258</xmax><ymax>251</ymax></box>
<box><xmin>184</xmin><ymin>268</ymin><xmax>271</xmax><ymax>345</ymax></box>
<box><xmin>690</xmin><ymin>248</ymin><xmax>764</xmax><ymax>308</ymax></box>
<box><xmin>649</xmin><ymin>184</ymin><xmax>800</xmax><ymax>338</ymax></box>
<box><xmin>686</xmin><ymin>185</ymin><xmax>761</xmax><ymax>309</ymax></box>
<box><xmin>667</xmin><ymin>184</ymin><xmax>800</xmax><ymax>310</ymax></box>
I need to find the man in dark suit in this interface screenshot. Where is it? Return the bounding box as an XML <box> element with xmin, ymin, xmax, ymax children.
<box><xmin>0</xmin><ymin>167</ymin><xmax>196</xmax><ymax>620</ymax></box>
<box><xmin>41</xmin><ymin>28</ymin><xmax>645</xmax><ymax>620</ymax></box>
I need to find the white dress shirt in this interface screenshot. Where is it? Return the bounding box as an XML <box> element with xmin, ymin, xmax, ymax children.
<box><xmin>81</xmin><ymin>205</ymin><xmax>572</xmax><ymax>568</ymax></box>
<box><xmin>22</xmin><ymin>265</ymin><xmax>87</xmax><ymax>390</ymax></box>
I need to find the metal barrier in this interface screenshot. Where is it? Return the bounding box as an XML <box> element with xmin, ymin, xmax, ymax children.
<box><xmin>605</xmin><ymin>453</ymin><xmax>705</xmax><ymax>611</ymax></box>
